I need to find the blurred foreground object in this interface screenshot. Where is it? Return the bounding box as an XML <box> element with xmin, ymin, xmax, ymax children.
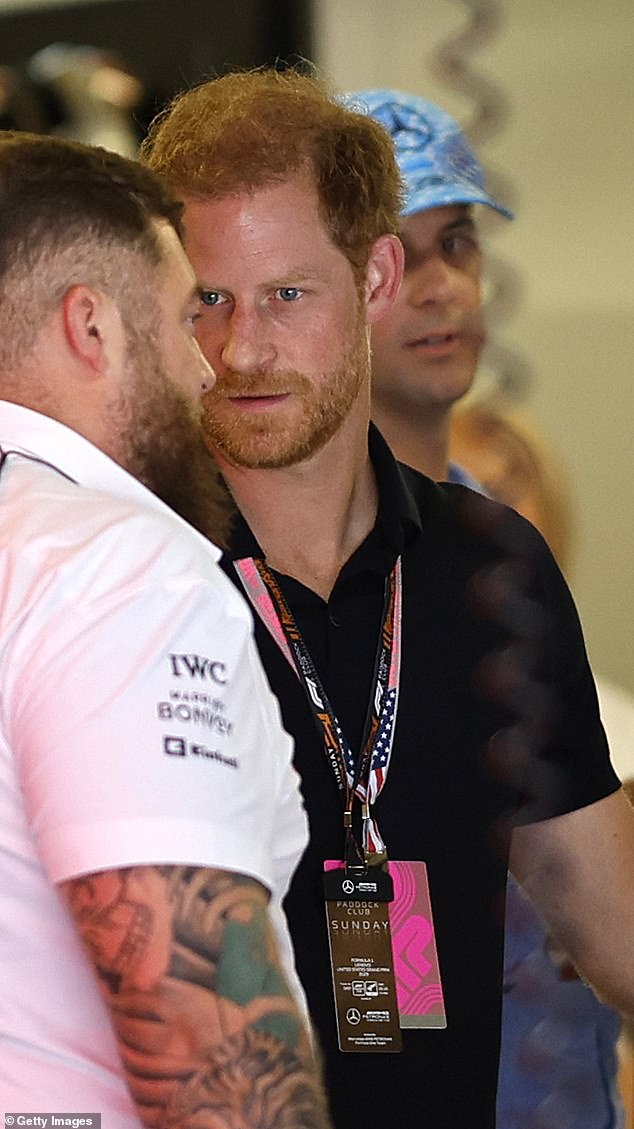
<box><xmin>27</xmin><ymin>42</ymin><xmax>144</xmax><ymax>156</ymax></box>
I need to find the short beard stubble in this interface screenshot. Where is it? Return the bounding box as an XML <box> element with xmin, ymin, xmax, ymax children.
<box><xmin>201</xmin><ymin>313</ymin><xmax>370</xmax><ymax>471</ymax></box>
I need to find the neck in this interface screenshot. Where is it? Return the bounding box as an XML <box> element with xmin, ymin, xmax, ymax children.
<box><xmin>218</xmin><ymin>409</ymin><xmax>377</xmax><ymax>601</ymax></box>
<box><xmin>370</xmin><ymin>399</ymin><xmax>451</xmax><ymax>480</ymax></box>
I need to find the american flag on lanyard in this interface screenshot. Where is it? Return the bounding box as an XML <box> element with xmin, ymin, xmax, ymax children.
<box><xmin>364</xmin><ymin>558</ymin><xmax>402</xmax><ymax>855</ymax></box>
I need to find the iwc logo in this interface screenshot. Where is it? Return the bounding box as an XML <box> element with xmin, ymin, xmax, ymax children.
<box><xmin>169</xmin><ymin>653</ymin><xmax>228</xmax><ymax>685</ymax></box>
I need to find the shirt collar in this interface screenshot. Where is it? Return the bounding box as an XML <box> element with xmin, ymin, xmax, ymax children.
<box><xmin>0</xmin><ymin>400</ymin><xmax>221</xmax><ymax>558</ymax></box>
<box><xmin>369</xmin><ymin>423</ymin><xmax>424</xmax><ymax>552</ymax></box>
<box><xmin>227</xmin><ymin>423</ymin><xmax>430</xmax><ymax>568</ymax></box>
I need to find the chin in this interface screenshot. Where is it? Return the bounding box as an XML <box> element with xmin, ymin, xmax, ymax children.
<box><xmin>419</xmin><ymin>368</ymin><xmax>476</xmax><ymax>409</ymax></box>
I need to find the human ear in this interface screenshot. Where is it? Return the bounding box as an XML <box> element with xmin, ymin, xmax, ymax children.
<box><xmin>363</xmin><ymin>234</ymin><xmax>404</xmax><ymax>325</ymax></box>
<box><xmin>61</xmin><ymin>284</ymin><xmax>120</xmax><ymax>375</ymax></box>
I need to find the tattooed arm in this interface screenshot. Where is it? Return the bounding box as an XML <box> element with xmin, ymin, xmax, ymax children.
<box><xmin>60</xmin><ymin>865</ymin><xmax>331</xmax><ymax>1128</ymax></box>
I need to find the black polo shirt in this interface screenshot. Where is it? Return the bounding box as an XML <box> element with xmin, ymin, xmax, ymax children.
<box><xmin>221</xmin><ymin>426</ymin><xmax>617</xmax><ymax>1129</ymax></box>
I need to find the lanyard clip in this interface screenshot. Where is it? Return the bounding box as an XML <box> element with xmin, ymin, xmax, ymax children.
<box><xmin>365</xmin><ymin>848</ymin><xmax>389</xmax><ymax>869</ymax></box>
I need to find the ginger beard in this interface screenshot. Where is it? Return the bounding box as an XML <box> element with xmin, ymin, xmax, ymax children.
<box><xmin>201</xmin><ymin>306</ymin><xmax>371</xmax><ymax>470</ymax></box>
<box><xmin>110</xmin><ymin>325</ymin><xmax>232</xmax><ymax>545</ymax></box>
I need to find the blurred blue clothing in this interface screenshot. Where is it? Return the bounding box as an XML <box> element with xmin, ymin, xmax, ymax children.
<box><xmin>498</xmin><ymin>877</ymin><xmax>623</xmax><ymax>1129</ymax></box>
<box><xmin>446</xmin><ymin>461</ymin><xmax>481</xmax><ymax>491</ymax></box>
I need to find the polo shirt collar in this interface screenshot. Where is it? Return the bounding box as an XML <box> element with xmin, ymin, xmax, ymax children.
<box><xmin>227</xmin><ymin>423</ymin><xmax>428</xmax><ymax>569</ymax></box>
<box><xmin>368</xmin><ymin>423</ymin><xmax>423</xmax><ymax>551</ymax></box>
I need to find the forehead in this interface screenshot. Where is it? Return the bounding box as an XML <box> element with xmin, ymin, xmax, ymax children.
<box><xmin>399</xmin><ymin>203</ymin><xmax>474</xmax><ymax>243</ymax></box>
<box><xmin>182</xmin><ymin>173</ymin><xmax>349</xmax><ymax>282</ymax></box>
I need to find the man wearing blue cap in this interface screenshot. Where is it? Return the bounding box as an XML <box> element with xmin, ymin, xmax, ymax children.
<box><xmin>345</xmin><ymin>89</ymin><xmax>511</xmax><ymax>482</ymax></box>
<box><xmin>352</xmin><ymin>88</ymin><xmax>626</xmax><ymax>1128</ymax></box>
<box><xmin>143</xmin><ymin>68</ymin><xmax>634</xmax><ymax>1129</ymax></box>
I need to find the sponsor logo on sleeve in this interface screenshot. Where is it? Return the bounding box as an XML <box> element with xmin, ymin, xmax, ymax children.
<box><xmin>157</xmin><ymin>692</ymin><xmax>233</xmax><ymax>736</ymax></box>
<box><xmin>168</xmin><ymin>654</ymin><xmax>228</xmax><ymax>684</ymax></box>
<box><xmin>163</xmin><ymin>735</ymin><xmax>238</xmax><ymax>769</ymax></box>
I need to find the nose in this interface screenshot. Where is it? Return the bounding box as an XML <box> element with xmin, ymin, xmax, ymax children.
<box><xmin>406</xmin><ymin>254</ymin><xmax>454</xmax><ymax>307</ymax></box>
<box><xmin>196</xmin><ymin>339</ymin><xmax>216</xmax><ymax>393</ymax></box>
<box><xmin>219</xmin><ymin>306</ymin><xmax>277</xmax><ymax>376</ymax></box>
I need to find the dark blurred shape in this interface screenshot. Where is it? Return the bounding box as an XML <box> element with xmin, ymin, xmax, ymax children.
<box><xmin>0</xmin><ymin>0</ymin><xmax>313</xmax><ymax>139</ymax></box>
<box><xmin>27</xmin><ymin>43</ymin><xmax>145</xmax><ymax>156</ymax></box>
<box><xmin>460</xmin><ymin>488</ymin><xmax>569</xmax><ymax>849</ymax></box>
<box><xmin>0</xmin><ymin>63</ymin><xmax>51</xmax><ymax>132</ymax></box>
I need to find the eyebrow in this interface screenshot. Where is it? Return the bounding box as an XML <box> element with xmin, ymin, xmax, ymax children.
<box><xmin>196</xmin><ymin>268</ymin><xmax>329</xmax><ymax>293</ymax></box>
<box><xmin>441</xmin><ymin>214</ymin><xmax>477</xmax><ymax>233</ymax></box>
<box><xmin>399</xmin><ymin>213</ymin><xmax>480</xmax><ymax>263</ymax></box>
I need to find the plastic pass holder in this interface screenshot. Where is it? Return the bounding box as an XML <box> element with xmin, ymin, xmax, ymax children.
<box><xmin>323</xmin><ymin>862</ymin><xmax>402</xmax><ymax>1053</ymax></box>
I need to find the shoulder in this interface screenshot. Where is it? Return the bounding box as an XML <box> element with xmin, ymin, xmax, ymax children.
<box><xmin>396</xmin><ymin>457</ymin><xmax>551</xmax><ymax>560</ymax></box>
<box><xmin>395</xmin><ymin>466</ymin><xmax>586</xmax><ymax>666</ymax></box>
<box><xmin>0</xmin><ymin>457</ymin><xmax>242</xmax><ymax>618</ymax></box>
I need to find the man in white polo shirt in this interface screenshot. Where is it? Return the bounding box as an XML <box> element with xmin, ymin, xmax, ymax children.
<box><xmin>0</xmin><ymin>132</ymin><xmax>330</xmax><ymax>1128</ymax></box>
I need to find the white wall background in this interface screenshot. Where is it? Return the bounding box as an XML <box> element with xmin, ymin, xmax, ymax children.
<box><xmin>314</xmin><ymin>0</ymin><xmax>634</xmax><ymax>694</ymax></box>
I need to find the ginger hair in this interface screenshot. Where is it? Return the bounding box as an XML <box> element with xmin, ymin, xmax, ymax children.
<box><xmin>141</xmin><ymin>67</ymin><xmax>404</xmax><ymax>282</ymax></box>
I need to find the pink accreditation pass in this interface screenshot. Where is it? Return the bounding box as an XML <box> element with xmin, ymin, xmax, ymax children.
<box><xmin>325</xmin><ymin>859</ymin><xmax>446</xmax><ymax>1030</ymax></box>
<box><xmin>388</xmin><ymin>860</ymin><xmax>446</xmax><ymax>1029</ymax></box>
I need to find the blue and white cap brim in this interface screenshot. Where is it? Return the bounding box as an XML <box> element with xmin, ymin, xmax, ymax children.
<box><xmin>343</xmin><ymin>87</ymin><xmax>514</xmax><ymax>221</ymax></box>
<box><xmin>403</xmin><ymin>178</ymin><xmax>514</xmax><ymax>219</ymax></box>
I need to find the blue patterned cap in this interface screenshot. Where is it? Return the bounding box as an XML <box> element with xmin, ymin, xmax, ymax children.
<box><xmin>343</xmin><ymin>88</ymin><xmax>513</xmax><ymax>220</ymax></box>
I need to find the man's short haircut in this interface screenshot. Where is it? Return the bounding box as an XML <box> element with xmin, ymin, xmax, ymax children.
<box><xmin>0</xmin><ymin>131</ymin><xmax>184</xmax><ymax>371</ymax></box>
<box><xmin>141</xmin><ymin>67</ymin><xmax>405</xmax><ymax>281</ymax></box>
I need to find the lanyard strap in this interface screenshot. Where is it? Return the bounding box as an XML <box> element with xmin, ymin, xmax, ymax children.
<box><xmin>234</xmin><ymin>555</ymin><xmax>402</xmax><ymax>865</ymax></box>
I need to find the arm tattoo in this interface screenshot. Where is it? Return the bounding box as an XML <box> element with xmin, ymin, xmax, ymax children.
<box><xmin>62</xmin><ymin>866</ymin><xmax>331</xmax><ymax>1128</ymax></box>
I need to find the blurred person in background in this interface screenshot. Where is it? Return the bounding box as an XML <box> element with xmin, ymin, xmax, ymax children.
<box><xmin>353</xmin><ymin>87</ymin><xmax>629</xmax><ymax>1129</ymax></box>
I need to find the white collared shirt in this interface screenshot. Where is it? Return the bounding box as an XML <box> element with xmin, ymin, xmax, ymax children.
<box><xmin>0</xmin><ymin>402</ymin><xmax>307</xmax><ymax>1119</ymax></box>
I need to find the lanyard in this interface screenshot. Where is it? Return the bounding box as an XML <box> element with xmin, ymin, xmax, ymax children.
<box><xmin>234</xmin><ymin>555</ymin><xmax>402</xmax><ymax>867</ymax></box>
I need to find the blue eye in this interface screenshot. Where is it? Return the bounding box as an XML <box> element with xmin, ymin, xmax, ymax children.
<box><xmin>277</xmin><ymin>287</ymin><xmax>301</xmax><ymax>302</ymax></box>
<box><xmin>201</xmin><ymin>290</ymin><xmax>222</xmax><ymax>306</ymax></box>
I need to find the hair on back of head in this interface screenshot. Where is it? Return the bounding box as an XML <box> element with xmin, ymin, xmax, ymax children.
<box><xmin>141</xmin><ymin>66</ymin><xmax>405</xmax><ymax>280</ymax></box>
<box><xmin>0</xmin><ymin>131</ymin><xmax>183</xmax><ymax>371</ymax></box>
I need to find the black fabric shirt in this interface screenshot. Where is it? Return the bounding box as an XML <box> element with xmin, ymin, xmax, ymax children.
<box><xmin>221</xmin><ymin>427</ymin><xmax>618</xmax><ymax>1129</ymax></box>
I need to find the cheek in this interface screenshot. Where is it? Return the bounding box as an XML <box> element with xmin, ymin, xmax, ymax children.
<box><xmin>286</xmin><ymin>310</ymin><xmax>353</xmax><ymax>372</ymax></box>
<box><xmin>297</xmin><ymin>327</ymin><xmax>339</xmax><ymax>369</ymax></box>
<box><xmin>456</xmin><ymin>272</ymin><xmax>482</xmax><ymax>312</ymax></box>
